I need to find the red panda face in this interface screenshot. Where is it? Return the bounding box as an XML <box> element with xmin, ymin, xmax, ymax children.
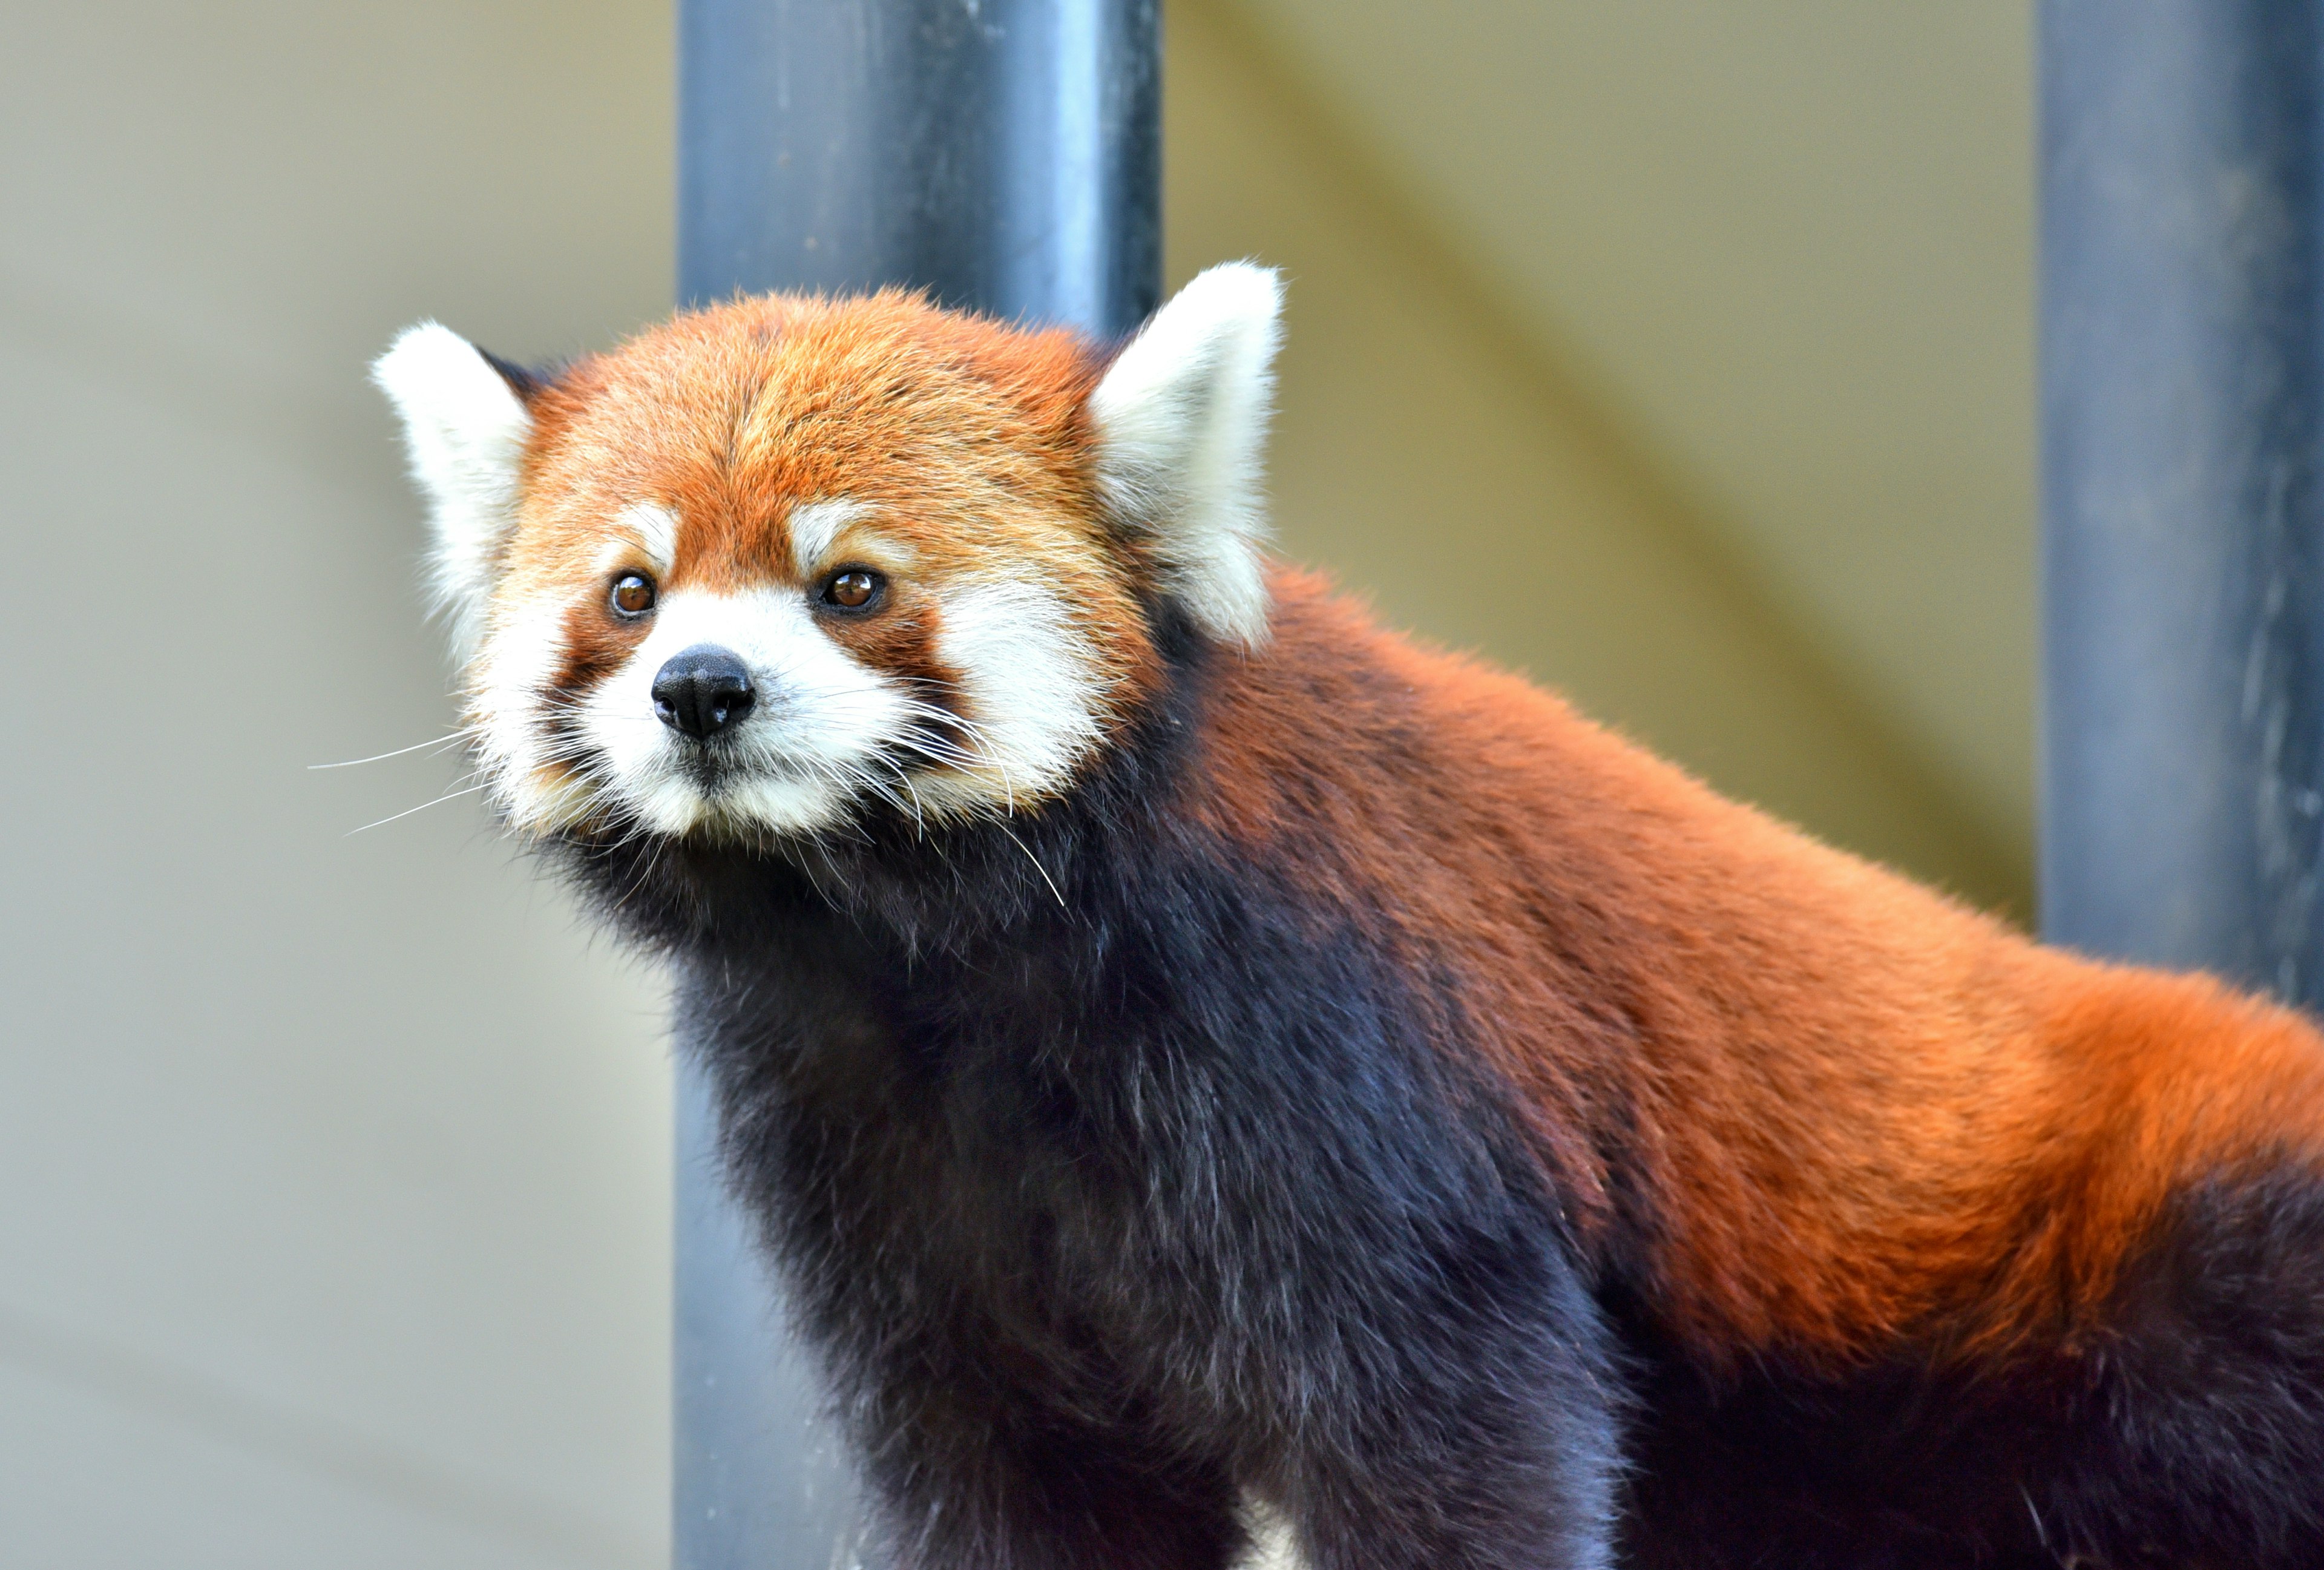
<box><xmin>374</xmin><ymin>266</ymin><xmax>1282</xmax><ymax>845</ymax></box>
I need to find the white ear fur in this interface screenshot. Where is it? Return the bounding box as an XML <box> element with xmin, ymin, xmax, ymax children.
<box><xmin>370</xmin><ymin>322</ymin><xmax>534</xmax><ymax>660</ymax></box>
<box><xmin>1090</xmin><ymin>261</ymin><xmax>1284</xmax><ymax>648</ymax></box>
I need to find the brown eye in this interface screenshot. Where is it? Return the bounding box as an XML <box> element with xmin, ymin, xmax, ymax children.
<box><xmin>822</xmin><ymin>569</ymin><xmax>882</xmax><ymax>611</ymax></box>
<box><xmin>610</xmin><ymin>572</ymin><xmax>656</xmax><ymax>617</ymax></box>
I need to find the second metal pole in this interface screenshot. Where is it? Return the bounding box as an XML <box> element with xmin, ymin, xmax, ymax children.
<box><xmin>2040</xmin><ymin>0</ymin><xmax>2324</xmax><ymax>1002</ymax></box>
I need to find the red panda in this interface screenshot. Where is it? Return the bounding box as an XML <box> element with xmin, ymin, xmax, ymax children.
<box><xmin>375</xmin><ymin>264</ymin><xmax>2324</xmax><ymax>1569</ymax></box>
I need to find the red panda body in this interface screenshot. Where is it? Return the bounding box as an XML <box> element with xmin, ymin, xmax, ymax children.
<box><xmin>376</xmin><ymin>272</ymin><xmax>2324</xmax><ymax>1568</ymax></box>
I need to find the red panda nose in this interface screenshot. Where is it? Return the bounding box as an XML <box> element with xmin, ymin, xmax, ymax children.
<box><xmin>651</xmin><ymin>645</ymin><xmax>757</xmax><ymax>741</ymax></box>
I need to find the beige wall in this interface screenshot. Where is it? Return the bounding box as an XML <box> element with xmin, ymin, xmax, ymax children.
<box><xmin>0</xmin><ymin>2</ymin><xmax>2024</xmax><ymax>1566</ymax></box>
<box><xmin>1216</xmin><ymin>0</ymin><xmax>2038</xmax><ymax>873</ymax></box>
<box><xmin>1168</xmin><ymin>0</ymin><xmax>2024</xmax><ymax>915</ymax></box>
<box><xmin>1</xmin><ymin>4</ymin><xmax>677</xmax><ymax>1565</ymax></box>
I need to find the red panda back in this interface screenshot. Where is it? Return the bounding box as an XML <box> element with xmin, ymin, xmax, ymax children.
<box><xmin>1196</xmin><ymin>569</ymin><xmax>2324</xmax><ymax>1372</ymax></box>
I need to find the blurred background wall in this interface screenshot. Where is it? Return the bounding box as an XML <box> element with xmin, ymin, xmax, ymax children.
<box><xmin>0</xmin><ymin>2</ymin><xmax>2031</xmax><ymax>1565</ymax></box>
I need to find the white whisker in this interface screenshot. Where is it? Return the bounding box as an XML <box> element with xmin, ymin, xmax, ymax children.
<box><xmin>997</xmin><ymin>823</ymin><xmax>1067</xmax><ymax>910</ymax></box>
<box><xmin>307</xmin><ymin>731</ymin><xmax>476</xmax><ymax>769</ymax></box>
<box><xmin>346</xmin><ymin>781</ymin><xmax>488</xmax><ymax>835</ymax></box>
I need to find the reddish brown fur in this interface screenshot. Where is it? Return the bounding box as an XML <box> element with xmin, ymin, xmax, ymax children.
<box><xmin>1183</xmin><ymin>577</ymin><xmax>2324</xmax><ymax>1372</ymax></box>
<box><xmin>496</xmin><ymin>291</ymin><xmax>1163</xmax><ymax>808</ymax></box>
<box><xmin>496</xmin><ymin>291</ymin><xmax>2324</xmax><ymax>1383</ymax></box>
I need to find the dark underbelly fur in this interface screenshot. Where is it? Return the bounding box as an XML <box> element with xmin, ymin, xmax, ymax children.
<box><xmin>640</xmin><ymin>896</ymin><xmax>2324</xmax><ymax>1569</ymax></box>
<box><xmin>657</xmin><ymin>862</ymin><xmax>1630</xmax><ymax>1570</ymax></box>
<box><xmin>1620</xmin><ymin>1172</ymin><xmax>2324</xmax><ymax>1568</ymax></box>
<box><xmin>562</xmin><ymin>683</ymin><xmax>2324</xmax><ymax>1568</ymax></box>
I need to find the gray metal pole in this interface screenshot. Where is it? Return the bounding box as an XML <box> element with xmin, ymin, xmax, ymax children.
<box><xmin>680</xmin><ymin>0</ymin><xmax>1160</xmax><ymax>329</ymax></box>
<box><xmin>2040</xmin><ymin>0</ymin><xmax>2324</xmax><ymax>1002</ymax></box>
<box><xmin>672</xmin><ymin>3</ymin><xmax>1161</xmax><ymax>1564</ymax></box>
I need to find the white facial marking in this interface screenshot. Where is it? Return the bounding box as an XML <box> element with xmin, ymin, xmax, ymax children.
<box><xmin>371</xmin><ymin>322</ymin><xmax>533</xmax><ymax>660</ymax></box>
<box><xmin>787</xmin><ymin>498</ymin><xmax>875</xmax><ymax>577</ymax></box>
<box><xmin>471</xmin><ymin>565</ymin><xmax>1114</xmax><ymax>840</ymax></box>
<box><xmin>580</xmin><ymin>588</ymin><xmax>914</xmax><ymax>836</ymax></box>
<box><xmin>1091</xmin><ymin>261</ymin><xmax>1284</xmax><ymax>649</ymax></box>
<box><xmin>622</xmin><ymin>502</ymin><xmax>681</xmax><ymax>574</ymax></box>
<box><xmin>913</xmin><ymin>578</ymin><xmax>1106</xmax><ymax>814</ymax></box>
<box><xmin>471</xmin><ymin>594</ymin><xmax>576</xmax><ymax>828</ymax></box>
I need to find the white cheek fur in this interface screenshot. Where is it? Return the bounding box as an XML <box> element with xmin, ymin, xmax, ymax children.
<box><xmin>581</xmin><ymin>588</ymin><xmax>914</xmax><ymax>836</ymax></box>
<box><xmin>471</xmin><ymin>579</ymin><xmax>1114</xmax><ymax>840</ymax></box>
<box><xmin>470</xmin><ymin>594</ymin><xmax>579</xmax><ymax>830</ymax></box>
<box><xmin>913</xmin><ymin>578</ymin><xmax>1107</xmax><ymax>815</ymax></box>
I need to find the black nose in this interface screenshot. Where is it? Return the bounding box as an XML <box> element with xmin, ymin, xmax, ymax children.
<box><xmin>652</xmin><ymin>644</ymin><xmax>757</xmax><ymax>740</ymax></box>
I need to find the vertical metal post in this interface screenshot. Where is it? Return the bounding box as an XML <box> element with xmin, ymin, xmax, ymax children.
<box><xmin>672</xmin><ymin>3</ymin><xmax>1161</xmax><ymax>1565</ymax></box>
<box><xmin>2040</xmin><ymin>0</ymin><xmax>2324</xmax><ymax>1002</ymax></box>
<box><xmin>680</xmin><ymin>0</ymin><xmax>1160</xmax><ymax>328</ymax></box>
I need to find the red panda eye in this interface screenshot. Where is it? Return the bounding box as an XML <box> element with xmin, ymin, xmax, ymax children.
<box><xmin>611</xmin><ymin>573</ymin><xmax>656</xmax><ymax>617</ymax></box>
<box><xmin>822</xmin><ymin>570</ymin><xmax>882</xmax><ymax>611</ymax></box>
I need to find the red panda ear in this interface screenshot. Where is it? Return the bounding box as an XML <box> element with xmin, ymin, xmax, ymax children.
<box><xmin>370</xmin><ymin>322</ymin><xmax>534</xmax><ymax>660</ymax></box>
<box><xmin>1089</xmin><ymin>262</ymin><xmax>1283</xmax><ymax>649</ymax></box>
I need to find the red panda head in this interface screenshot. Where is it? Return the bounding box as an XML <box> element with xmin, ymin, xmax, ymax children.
<box><xmin>372</xmin><ymin>264</ymin><xmax>1282</xmax><ymax>843</ymax></box>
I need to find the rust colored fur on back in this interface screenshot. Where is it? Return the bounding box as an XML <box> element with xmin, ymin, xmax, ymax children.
<box><xmin>1206</xmin><ymin>578</ymin><xmax>2324</xmax><ymax>1367</ymax></box>
<box><xmin>378</xmin><ymin>278</ymin><xmax>2324</xmax><ymax>1569</ymax></box>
